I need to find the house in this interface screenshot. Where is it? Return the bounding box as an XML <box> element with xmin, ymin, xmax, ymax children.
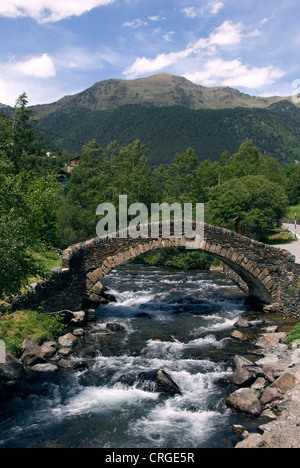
<box><xmin>67</xmin><ymin>157</ymin><xmax>81</xmax><ymax>172</ymax></box>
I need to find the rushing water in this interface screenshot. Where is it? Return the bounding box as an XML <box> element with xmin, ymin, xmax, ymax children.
<box><xmin>0</xmin><ymin>263</ymin><xmax>263</xmax><ymax>449</ymax></box>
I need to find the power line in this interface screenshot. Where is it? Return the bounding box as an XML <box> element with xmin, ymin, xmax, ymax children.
<box><xmin>0</xmin><ymin>111</ymin><xmax>86</xmax><ymax>149</ymax></box>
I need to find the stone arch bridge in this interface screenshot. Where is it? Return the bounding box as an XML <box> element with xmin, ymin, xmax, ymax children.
<box><xmin>16</xmin><ymin>223</ymin><xmax>300</xmax><ymax>319</ymax></box>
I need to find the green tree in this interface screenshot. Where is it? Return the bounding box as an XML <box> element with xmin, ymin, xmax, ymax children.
<box><xmin>59</xmin><ymin>139</ymin><xmax>153</xmax><ymax>246</ymax></box>
<box><xmin>0</xmin><ymin>94</ymin><xmax>61</xmax><ymax>298</ymax></box>
<box><xmin>206</xmin><ymin>175</ymin><xmax>289</xmax><ymax>240</ymax></box>
<box><xmin>282</xmin><ymin>164</ymin><xmax>300</xmax><ymax>205</ymax></box>
<box><xmin>0</xmin><ymin>172</ymin><xmax>60</xmax><ymax>298</ymax></box>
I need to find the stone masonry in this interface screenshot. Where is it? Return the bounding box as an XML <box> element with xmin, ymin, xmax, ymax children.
<box><xmin>11</xmin><ymin>223</ymin><xmax>300</xmax><ymax>318</ymax></box>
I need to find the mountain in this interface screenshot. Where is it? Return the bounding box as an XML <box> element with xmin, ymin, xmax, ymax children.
<box><xmin>1</xmin><ymin>73</ymin><xmax>300</xmax><ymax>165</ymax></box>
<box><xmin>31</xmin><ymin>73</ymin><xmax>295</xmax><ymax>117</ymax></box>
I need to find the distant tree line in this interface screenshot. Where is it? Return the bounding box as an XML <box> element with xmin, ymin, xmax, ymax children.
<box><xmin>60</xmin><ymin>138</ymin><xmax>297</xmax><ymax>246</ymax></box>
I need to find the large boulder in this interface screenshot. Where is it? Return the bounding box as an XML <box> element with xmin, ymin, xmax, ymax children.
<box><xmin>0</xmin><ymin>352</ymin><xmax>24</xmax><ymax>381</ymax></box>
<box><xmin>106</xmin><ymin>323</ymin><xmax>125</xmax><ymax>332</ymax></box>
<box><xmin>40</xmin><ymin>341</ymin><xmax>57</xmax><ymax>359</ymax></box>
<box><xmin>227</xmin><ymin>388</ymin><xmax>262</xmax><ymax>416</ymax></box>
<box><xmin>58</xmin><ymin>333</ymin><xmax>78</xmax><ymax>348</ymax></box>
<box><xmin>231</xmin><ymin>368</ymin><xmax>256</xmax><ymax>387</ymax></box>
<box><xmin>136</xmin><ymin>369</ymin><xmax>182</xmax><ymax>396</ymax></box>
<box><xmin>20</xmin><ymin>339</ymin><xmax>45</xmax><ymax>366</ymax></box>
<box><xmin>255</xmin><ymin>333</ymin><xmax>287</xmax><ymax>350</ymax></box>
<box><xmin>271</xmin><ymin>372</ymin><xmax>296</xmax><ymax>394</ymax></box>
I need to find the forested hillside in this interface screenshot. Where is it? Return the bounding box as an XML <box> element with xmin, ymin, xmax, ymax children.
<box><xmin>34</xmin><ymin>101</ymin><xmax>300</xmax><ymax>166</ymax></box>
<box><xmin>2</xmin><ymin>74</ymin><xmax>300</xmax><ymax>166</ymax></box>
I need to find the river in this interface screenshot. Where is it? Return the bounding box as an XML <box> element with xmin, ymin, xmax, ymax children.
<box><xmin>0</xmin><ymin>262</ymin><xmax>264</xmax><ymax>448</ymax></box>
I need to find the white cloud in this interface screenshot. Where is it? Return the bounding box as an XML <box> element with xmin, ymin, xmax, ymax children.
<box><xmin>148</xmin><ymin>14</ymin><xmax>166</xmax><ymax>22</ymax></box>
<box><xmin>123</xmin><ymin>19</ymin><xmax>285</xmax><ymax>92</ymax></box>
<box><xmin>0</xmin><ymin>0</ymin><xmax>116</xmax><ymax>23</ymax></box>
<box><xmin>184</xmin><ymin>58</ymin><xmax>285</xmax><ymax>89</ymax></box>
<box><xmin>182</xmin><ymin>2</ymin><xmax>224</xmax><ymax>18</ymax></box>
<box><xmin>207</xmin><ymin>20</ymin><xmax>243</xmax><ymax>47</ymax></box>
<box><xmin>210</xmin><ymin>2</ymin><xmax>224</xmax><ymax>14</ymax></box>
<box><xmin>182</xmin><ymin>7</ymin><xmax>197</xmax><ymax>18</ymax></box>
<box><xmin>12</xmin><ymin>53</ymin><xmax>56</xmax><ymax>78</ymax></box>
<box><xmin>124</xmin><ymin>21</ymin><xmax>245</xmax><ymax>78</ymax></box>
<box><xmin>124</xmin><ymin>49</ymin><xmax>192</xmax><ymax>78</ymax></box>
<box><xmin>163</xmin><ymin>31</ymin><xmax>175</xmax><ymax>42</ymax></box>
<box><xmin>123</xmin><ymin>18</ymin><xmax>148</xmax><ymax>28</ymax></box>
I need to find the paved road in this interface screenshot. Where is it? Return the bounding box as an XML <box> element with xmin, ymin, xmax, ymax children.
<box><xmin>273</xmin><ymin>223</ymin><xmax>300</xmax><ymax>264</ymax></box>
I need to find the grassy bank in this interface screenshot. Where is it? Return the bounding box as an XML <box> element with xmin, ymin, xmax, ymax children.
<box><xmin>0</xmin><ymin>309</ymin><xmax>64</xmax><ymax>356</ymax></box>
<box><xmin>286</xmin><ymin>324</ymin><xmax>300</xmax><ymax>345</ymax></box>
<box><xmin>262</xmin><ymin>228</ymin><xmax>298</xmax><ymax>245</ymax></box>
<box><xmin>32</xmin><ymin>249</ymin><xmax>62</xmax><ymax>274</ymax></box>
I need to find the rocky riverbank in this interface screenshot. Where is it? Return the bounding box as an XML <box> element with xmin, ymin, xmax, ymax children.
<box><xmin>1</xmin><ymin>296</ymin><xmax>300</xmax><ymax>448</ymax></box>
<box><xmin>227</xmin><ymin>319</ymin><xmax>300</xmax><ymax>448</ymax></box>
<box><xmin>0</xmin><ymin>308</ymin><xmax>97</xmax><ymax>401</ymax></box>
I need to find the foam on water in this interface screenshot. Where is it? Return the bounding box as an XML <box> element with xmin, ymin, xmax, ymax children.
<box><xmin>0</xmin><ymin>264</ymin><xmax>253</xmax><ymax>448</ymax></box>
<box><xmin>51</xmin><ymin>385</ymin><xmax>160</xmax><ymax>419</ymax></box>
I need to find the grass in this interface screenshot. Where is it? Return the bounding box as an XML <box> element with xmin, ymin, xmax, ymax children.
<box><xmin>25</xmin><ymin>249</ymin><xmax>62</xmax><ymax>286</ymax></box>
<box><xmin>263</xmin><ymin>228</ymin><xmax>298</xmax><ymax>245</ymax></box>
<box><xmin>0</xmin><ymin>309</ymin><xmax>64</xmax><ymax>356</ymax></box>
<box><xmin>33</xmin><ymin>249</ymin><xmax>62</xmax><ymax>273</ymax></box>
<box><xmin>286</xmin><ymin>323</ymin><xmax>300</xmax><ymax>346</ymax></box>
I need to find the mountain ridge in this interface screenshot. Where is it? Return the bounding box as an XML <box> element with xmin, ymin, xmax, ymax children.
<box><xmin>1</xmin><ymin>73</ymin><xmax>300</xmax><ymax>166</ymax></box>
<box><xmin>28</xmin><ymin>73</ymin><xmax>297</xmax><ymax>118</ymax></box>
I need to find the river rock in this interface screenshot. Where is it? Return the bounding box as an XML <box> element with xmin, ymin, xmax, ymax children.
<box><xmin>20</xmin><ymin>339</ymin><xmax>45</xmax><ymax>366</ymax></box>
<box><xmin>231</xmin><ymin>368</ymin><xmax>256</xmax><ymax>387</ymax></box>
<box><xmin>56</xmin><ymin>310</ymin><xmax>75</xmax><ymax>325</ymax></box>
<box><xmin>227</xmin><ymin>388</ymin><xmax>262</xmax><ymax>416</ymax></box>
<box><xmin>271</xmin><ymin>372</ymin><xmax>296</xmax><ymax>394</ymax></box>
<box><xmin>0</xmin><ymin>352</ymin><xmax>24</xmax><ymax>381</ymax></box>
<box><xmin>260</xmin><ymin>386</ymin><xmax>284</xmax><ymax>405</ymax></box>
<box><xmin>86</xmin><ymin>309</ymin><xmax>96</xmax><ymax>322</ymax></box>
<box><xmin>235</xmin><ymin>317</ymin><xmax>250</xmax><ymax>328</ymax></box>
<box><xmin>234</xmin><ymin>355</ymin><xmax>254</xmax><ymax>369</ymax></box>
<box><xmin>136</xmin><ymin>369</ymin><xmax>182</xmax><ymax>396</ymax></box>
<box><xmin>59</xmin><ymin>347</ymin><xmax>73</xmax><ymax>357</ymax></box>
<box><xmin>255</xmin><ymin>333</ymin><xmax>287</xmax><ymax>350</ymax></box>
<box><xmin>40</xmin><ymin>341</ymin><xmax>57</xmax><ymax>359</ymax></box>
<box><xmin>69</xmin><ymin>311</ymin><xmax>86</xmax><ymax>326</ymax></box>
<box><xmin>31</xmin><ymin>363</ymin><xmax>58</xmax><ymax>373</ymax></box>
<box><xmin>106</xmin><ymin>323</ymin><xmax>125</xmax><ymax>332</ymax></box>
<box><xmin>235</xmin><ymin>433</ymin><xmax>264</xmax><ymax>449</ymax></box>
<box><xmin>58</xmin><ymin>333</ymin><xmax>78</xmax><ymax>348</ymax></box>
<box><xmin>251</xmin><ymin>377</ymin><xmax>267</xmax><ymax>391</ymax></box>
<box><xmin>230</xmin><ymin>330</ymin><xmax>248</xmax><ymax>342</ymax></box>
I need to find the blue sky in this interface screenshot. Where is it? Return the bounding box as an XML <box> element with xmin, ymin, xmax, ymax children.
<box><xmin>0</xmin><ymin>0</ymin><xmax>299</xmax><ymax>106</ymax></box>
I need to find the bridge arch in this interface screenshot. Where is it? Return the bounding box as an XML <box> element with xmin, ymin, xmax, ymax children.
<box><xmin>61</xmin><ymin>223</ymin><xmax>299</xmax><ymax>314</ymax></box>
